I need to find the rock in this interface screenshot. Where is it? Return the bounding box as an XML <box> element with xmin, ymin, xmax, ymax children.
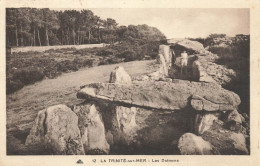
<box><xmin>192</xmin><ymin>60</ymin><xmax>218</xmax><ymax>84</ymax></box>
<box><xmin>168</xmin><ymin>39</ymin><xmax>205</xmax><ymax>53</ymax></box>
<box><xmin>109</xmin><ymin>66</ymin><xmax>132</xmax><ymax>84</ymax></box>
<box><xmin>194</xmin><ymin>113</ymin><xmax>220</xmax><ymax>135</ymax></box>
<box><xmin>148</xmin><ymin>71</ymin><xmax>161</xmax><ymax>80</ymax></box>
<box><xmin>157</xmin><ymin>54</ymin><xmax>168</xmax><ymax>76</ymax></box>
<box><xmin>242</xmin><ymin>113</ymin><xmax>249</xmax><ymax>121</ymax></box>
<box><xmin>191</xmin><ymin>99</ymin><xmax>203</xmax><ymax>111</ymax></box>
<box><xmin>25</xmin><ymin>104</ymin><xmax>84</xmax><ymax>155</ymax></box>
<box><xmin>111</xmin><ymin>106</ymin><xmax>138</xmax><ymax>145</ymax></box>
<box><xmin>178</xmin><ymin>133</ymin><xmax>218</xmax><ymax>155</ymax></box>
<box><xmin>105</xmin><ymin>130</ymin><xmax>114</xmax><ymax>146</ymax></box>
<box><xmin>116</xmin><ymin>106</ymin><xmax>137</xmax><ymax>134</ymax></box>
<box><xmin>202</xmin><ymin>125</ymin><xmax>249</xmax><ymax>155</ymax></box>
<box><xmin>224</xmin><ymin>109</ymin><xmax>242</xmax><ymax>132</ymax></box>
<box><xmin>77</xmin><ymin>81</ymin><xmax>240</xmax><ymax>112</ymax></box>
<box><xmin>230</xmin><ymin>132</ymin><xmax>249</xmax><ymax>154</ymax></box>
<box><xmin>73</xmin><ymin>104</ymin><xmax>110</xmax><ymax>154</ymax></box>
<box><xmin>194</xmin><ymin>54</ymin><xmax>237</xmax><ymax>86</ymax></box>
<box><xmin>158</xmin><ymin>45</ymin><xmax>172</xmax><ymax>68</ymax></box>
<box><xmin>191</xmin><ymin>95</ymin><xmax>220</xmax><ymax>112</ymax></box>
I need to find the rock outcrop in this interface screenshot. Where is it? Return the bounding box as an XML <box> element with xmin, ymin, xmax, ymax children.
<box><xmin>178</xmin><ymin>133</ymin><xmax>218</xmax><ymax>155</ymax></box>
<box><xmin>25</xmin><ymin>105</ymin><xmax>85</xmax><ymax>155</ymax></box>
<box><xmin>192</xmin><ymin>54</ymin><xmax>236</xmax><ymax>86</ymax></box>
<box><xmin>109</xmin><ymin>66</ymin><xmax>132</xmax><ymax>84</ymax></box>
<box><xmin>192</xmin><ymin>60</ymin><xmax>218</xmax><ymax>84</ymax></box>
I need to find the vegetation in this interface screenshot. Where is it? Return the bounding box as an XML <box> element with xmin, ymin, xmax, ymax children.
<box><xmin>6</xmin><ymin>40</ymin><xmax>164</xmax><ymax>94</ymax></box>
<box><xmin>6</xmin><ymin>8</ymin><xmax>166</xmax><ymax>94</ymax></box>
<box><xmin>6</xmin><ymin>8</ymin><xmax>166</xmax><ymax>47</ymax></box>
<box><xmin>208</xmin><ymin>35</ymin><xmax>250</xmax><ymax>114</ymax></box>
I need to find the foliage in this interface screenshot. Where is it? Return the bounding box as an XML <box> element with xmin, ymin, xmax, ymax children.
<box><xmin>6</xmin><ymin>8</ymin><xmax>167</xmax><ymax>94</ymax></box>
<box><xmin>208</xmin><ymin>37</ymin><xmax>250</xmax><ymax>114</ymax></box>
<box><xmin>6</xmin><ymin>8</ymin><xmax>166</xmax><ymax>47</ymax></box>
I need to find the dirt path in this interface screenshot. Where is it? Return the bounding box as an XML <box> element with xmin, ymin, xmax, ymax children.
<box><xmin>6</xmin><ymin>60</ymin><xmax>155</xmax><ymax>132</ymax></box>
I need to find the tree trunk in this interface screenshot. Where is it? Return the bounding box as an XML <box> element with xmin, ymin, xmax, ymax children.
<box><xmin>77</xmin><ymin>31</ymin><xmax>80</xmax><ymax>45</ymax></box>
<box><xmin>37</xmin><ymin>27</ymin><xmax>41</xmax><ymax>46</ymax></box>
<box><xmin>45</xmin><ymin>26</ymin><xmax>49</xmax><ymax>46</ymax></box>
<box><xmin>61</xmin><ymin>29</ymin><xmax>63</xmax><ymax>45</ymax></box>
<box><xmin>20</xmin><ymin>25</ymin><xmax>24</xmax><ymax>46</ymax></box>
<box><xmin>73</xmin><ymin>25</ymin><xmax>75</xmax><ymax>45</ymax></box>
<box><xmin>33</xmin><ymin>27</ymin><xmax>36</xmax><ymax>46</ymax></box>
<box><xmin>98</xmin><ymin>27</ymin><xmax>101</xmax><ymax>43</ymax></box>
<box><xmin>15</xmin><ymin>25</ymin><xmax>18</xmax><ymax>47</ymax></box>
<box><xmin>88</xmin><ymin>29</ymin><xmax>91</xmax><ymax>43</ymax></box>
<box><xmin>67</xmin><ymin>27</ymin><xmax>70</xmax><ymax>45</ymax></box>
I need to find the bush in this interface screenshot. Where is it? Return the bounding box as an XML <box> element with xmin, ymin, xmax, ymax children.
<box><xmin>82</xmin><ymin>59</ymin><xmax>94</xmax><ymax>67</ymax></box>
<box><xmin>6</xmin><ymin>78</ymin><xmax>24</xmax><ymax>94</ymax></box>
<box><xmin>98</xmin><ymin>60</ymin><xmax>109</xmax><ymax>66</ymax></box>
<box><xmin>13</xmin><ymin>67</ymin><xmax>45</xmax><ymax>85</ymax></box>
<box><xmin>117</xmin><ymin>50</ymin><xmax>138</xmax><ymax>62</ymax></box>
<box><xmin>56</xmin><ymin>60</ymin><xmax>78</xmax><ymax>72</ymax></box>
<box><xmin>96</xmin><ymin>48</ymin><xmax>117</xmax><ymax>56</ymax></box>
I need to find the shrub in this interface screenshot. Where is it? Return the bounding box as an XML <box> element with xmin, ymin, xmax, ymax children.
<box><xmin>56</xmin><ymin>60</ymin><xmax>78</xmax><ymax>72</ymax></box>
<box><xmin>6</xmin><ymin>78</ymin><xmax>24</xmax><ymax>94</ymax></box>
<box><xmin>98</xmin><ymin>60</ymin><xmax>109</xmax><ymax>66</ymax></box>
<box><xmin>13</xmin><ymin>67</ymin><xmax>45</xmax><ymax>85</ymax></box>
<box><xmin>117</xmin><ymin>50</ymin><xmax>138</xmax><ymax>62</ymax></box>
<box><xmin>82</xmin><ymin>59</ymin><xmax>94</xmax><ymax>67</ymax></box>
<box><xmin>96</xmin><ymin>48</ymin><xmax>117</xmax><ymax>56</ymax></box>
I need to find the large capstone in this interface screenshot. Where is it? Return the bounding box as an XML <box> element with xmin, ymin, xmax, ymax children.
<box><xmin>77</xmin><ymin>81</ymin><xmax>240</xmax><ymax>112</ymax></box>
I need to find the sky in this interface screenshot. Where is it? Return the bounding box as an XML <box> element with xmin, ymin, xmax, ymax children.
<box><xmin>55</xmin><ymin>8</ymin><xmax>250</xmax><ymax>39</ymax></box>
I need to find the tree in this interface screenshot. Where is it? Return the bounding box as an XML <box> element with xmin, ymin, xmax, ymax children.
<box><xmin>6</xmin><ymin>8</ymin><xmax>166</xmax><ymax>47</ymax></box>
<box><xmin>41</xmin><ymin>8</ymin><xmax>59</xmax><ymax>46</ymax></box>
<box><xmin>6</xmin><ymin>8</ymin><xmax>19</xmax><ymax>47</ymax></box>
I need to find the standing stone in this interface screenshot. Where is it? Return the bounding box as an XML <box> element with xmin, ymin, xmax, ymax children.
<box><xmin>159</xmin><ymin>45</ymin><xmax>172</xmax><ymax>69</ymax></box>
<box><xmin>109</xmin><ymin>66</ymin><xmax>132</xmax><ymax>84</ymax></box>
<box><xmin>25</xmin><ymin>104</ymin><xmax>85</xmax><ymax>155</ymax></box>
<box><xmin>112</xmin><ymin>106</ymin><xmax>138</xmax><ymax>145</ymax></box>
<box><xmin>194</xmin><ymin>113</ymin><xmax>220</xmax><ymax>135</ymax></box>
<box><xmin>178</xmin><ymin>133</ymin><xmax>218</xmax><ymax>155</ymax></box>
<box><xmin>73</xmin><ymin>104</ymin><xmax>110</xmax><ymax>154</ymax></box>
<box><xmin>157</xmin><ymin>54</ymin><xmax>168</xmax><ymax>76</ymax></box>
